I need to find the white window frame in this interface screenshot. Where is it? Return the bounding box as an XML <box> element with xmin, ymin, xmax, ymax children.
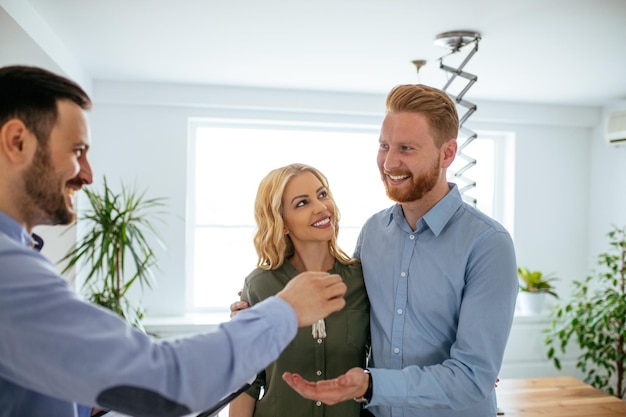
<box><xmin>185</xmin><ymin>118</ymin><xmax>515</xmax><ymax>314</ymax></box>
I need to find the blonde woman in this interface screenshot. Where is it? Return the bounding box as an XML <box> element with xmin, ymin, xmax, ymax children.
<box><xmin>229</xmin><ymin>163</ymin><xmax>370</xmax><ymax>417</ymax></box>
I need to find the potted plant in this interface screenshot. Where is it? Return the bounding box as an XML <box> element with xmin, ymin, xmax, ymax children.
<box><xmin>544</xmin><ymin>225</ymin><xmax>626</xmax><ymax>399</ymax></box>
<box><xmin>516</xmin><ymin>266</ymin><xmax>558</xmax><ymax>315</ymax></box>
<box><xmin>61</xmin><ymin>177</ymin><xmax>166</xmax><ymax>330</ymax></box>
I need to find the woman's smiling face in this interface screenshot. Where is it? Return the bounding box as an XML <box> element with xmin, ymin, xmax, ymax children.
<box><xmin>281</xmin><ymin>171</ymin><xmax>336</xmax><ymax>246</ymax></box>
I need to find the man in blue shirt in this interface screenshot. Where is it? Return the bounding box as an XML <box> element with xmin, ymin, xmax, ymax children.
<box><xmin>282</xmin><ymin>84</ymin><xmax>519</xmax><ymax>417</ymax></box>
<box><xmin>0</xmin><ymin>65</ymin><xmax>348</xmax><ymax>417</ymax></box>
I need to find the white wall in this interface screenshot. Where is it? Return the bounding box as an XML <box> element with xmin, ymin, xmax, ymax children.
<box><xmin>588</xmin><ymin>102</ymin><xmax>626</xmax><ymax>258</ymax></box>
<box><xmin>471</xmin><ymin>102</ymin><xmax>596</xmax><ymax>298</ymax></box>
<box><xmin>46</xmin><ymin>79</ymin><xmax>609</xmax><ymax>378</ymax></box>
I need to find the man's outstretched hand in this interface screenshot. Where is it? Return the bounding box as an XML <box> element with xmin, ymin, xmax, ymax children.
<box><xmin>282</xmin><ymin>367</ymin><xmax>369</xmax><ymax>406</ymax></box>
<box><xmin>231</xmin><ymin>272</ymin><xmax>347</xmax><ymax>328</ymax></box>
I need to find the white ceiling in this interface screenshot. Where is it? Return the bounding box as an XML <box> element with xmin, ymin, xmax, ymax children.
<box><xmin>2</xmin><ymin>0</ymin><xmax>626</xmax><ymax>107</ymax></box>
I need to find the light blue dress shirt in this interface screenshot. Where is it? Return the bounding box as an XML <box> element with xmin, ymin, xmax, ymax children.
<box><xmin>356</xmin><ymin>184</ymin><xmax>518</xmax><ymax>417</ymax></box>
<box><xmin>0</xmin><ymin>210</ymin><xmax>297</xmax><ymax>417</ymax></box>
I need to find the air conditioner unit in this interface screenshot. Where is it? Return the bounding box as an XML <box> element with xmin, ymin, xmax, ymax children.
<box><xmin>606</xmin><ymin>111</ymin><xmax>626</xmax><ymax>146</ymax></box>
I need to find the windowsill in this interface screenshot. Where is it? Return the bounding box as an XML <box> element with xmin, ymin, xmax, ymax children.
<box><xmin>512</xmin><ymin>312</ymin><xmax>552</xmax><ymax>324</ymax></box>
<box><xmin>143</xmin><ymin>312</ymin><xmax>230</xmax><ymax>339</ymax></box>
<box><xmin>144</xmin><ymin>310</ymin><xmax>550</xmax><ymax>339</ymax></box>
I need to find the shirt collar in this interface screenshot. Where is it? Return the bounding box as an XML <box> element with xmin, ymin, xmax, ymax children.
<box><xmin>386</xmin><ymin>183</ymin><xmax>463</xmax><ymax>236</ymax></box>
<box><xmin>0</xmin><ymin>210</ymin><xmax>45</xmax><ymax>251</ymax></box>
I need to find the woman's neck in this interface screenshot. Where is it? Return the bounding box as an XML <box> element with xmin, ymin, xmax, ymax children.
<box><xmin>289</xmin><ymin>243</ymin><xmax>335</xmax><ymax>273</ymax></box>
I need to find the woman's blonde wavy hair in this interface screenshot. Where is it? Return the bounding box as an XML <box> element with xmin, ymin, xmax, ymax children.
<box><xmin>253</xmin><ymin>163</ymin><xmax>357</xmax><ymax>270</ymax></box>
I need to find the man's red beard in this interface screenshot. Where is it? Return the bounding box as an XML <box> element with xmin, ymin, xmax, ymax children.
<box><xmin>382</xmin><ymin>159</ymin><xmax>440</xmax><ymax>203</ymax></box>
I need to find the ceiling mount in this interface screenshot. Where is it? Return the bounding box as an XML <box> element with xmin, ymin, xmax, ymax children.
<box><xmin>434</xmin><ymin>30</ymin><xmax>481</xmax><ymax>51</ymax></box>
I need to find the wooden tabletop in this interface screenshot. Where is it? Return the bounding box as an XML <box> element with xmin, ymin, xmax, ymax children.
<box><xmin>496</xmin><ymin>376</ymin><xmax>626</xmax><ymax>416</ymax></box>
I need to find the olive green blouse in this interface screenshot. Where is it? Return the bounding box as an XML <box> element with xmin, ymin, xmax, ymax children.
<box><xmin>240</xmin><ymin>260</ymin><xmax>370</xmax><ymax>417</ymax></box>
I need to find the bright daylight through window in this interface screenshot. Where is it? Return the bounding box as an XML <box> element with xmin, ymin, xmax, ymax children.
<box><xmin>188</xmin><ymin>121</ymin><xmax>513</xmax><ymax>312</ymax></box>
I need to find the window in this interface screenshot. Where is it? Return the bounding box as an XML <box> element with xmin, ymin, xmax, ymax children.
<box><xmin>187</xmin><ymin>120</ymin><xmax>514</xmax><ymax>312</ymax></box>
<box><xmin>449</xmin><ymin>131</ymin><xmax>516</xmax><ymax>227</ymax></box>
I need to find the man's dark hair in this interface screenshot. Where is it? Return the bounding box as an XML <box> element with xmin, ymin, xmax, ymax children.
<box><xmin>0</xmin><ymin>65</ymin><xmax>91</xmax><ymax>145</ymax></box>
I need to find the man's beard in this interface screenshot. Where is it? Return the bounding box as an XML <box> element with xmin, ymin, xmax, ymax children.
<box><xmin>22</xmin><ymin>145</ymin><xmax>75</xmax><ymax>226</ymax></box>
<box><xmin>382</xmin><ymin>159</ymin><xmax>441</xmax><ymax>203</ymax></box>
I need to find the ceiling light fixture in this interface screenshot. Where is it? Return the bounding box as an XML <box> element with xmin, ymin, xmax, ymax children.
<box><xmin>411</xmin><ymin>59</ymin><xmax>428</xmax><ymax>83</ymax></box>
<box><xmin>436</xmin><ymin>30</ymin><xmax>481</xmax><ymax>206</ymax></box>
<box><xmin>434</xmin><ymin>30</ymin><xmax>481</xmax><ymax>52</ymax></box>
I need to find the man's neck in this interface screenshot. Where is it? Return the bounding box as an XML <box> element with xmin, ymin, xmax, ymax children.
<box><xmin>401</xmin><ymin>181</ymin><xmax>451</xmax><ymax>231</ymax></box>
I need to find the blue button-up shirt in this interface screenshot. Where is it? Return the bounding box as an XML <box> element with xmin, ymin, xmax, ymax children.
<box><xmin>356</xmin><ymin>184</ymin><xmax>518</xmax><ymax>417</ymax></box>
<box><xmin>0</xmin><ymin>210</ymin><xmax>297</xmax><ymax>417</ymax></box>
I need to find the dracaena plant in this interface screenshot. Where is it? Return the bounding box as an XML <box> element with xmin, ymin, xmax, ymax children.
<box><xmin>545</xmin><ymin>225</ymin><xmax>626</xmax><ymax>399</ymax></box>
<box><xmin>61</xmin><ymin>177</ymin><xmax>166</xmax><ymax>330</ymax></box>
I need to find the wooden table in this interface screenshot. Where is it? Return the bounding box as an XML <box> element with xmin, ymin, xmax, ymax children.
<box><xmin>496</xmin><ymin>376</ymin><xmax>626</xmax><ymax>416</ymax></box>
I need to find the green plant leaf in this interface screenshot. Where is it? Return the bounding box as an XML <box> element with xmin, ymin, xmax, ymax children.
<box><xmin>543</xmin><ymin>225</ymin><xmax>626</xmax><ymax>399</ymax></box>
<box><xmin>60</xmin><ymin>176</ymin><xmax>167</xmax><ymax>330</ymax></box>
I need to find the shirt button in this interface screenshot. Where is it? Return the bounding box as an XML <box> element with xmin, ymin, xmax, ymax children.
<box><xmin>316</xmin><ymin>401</ymin><xmax>322</xmax><ymax>407</ymax></box>
<box><xmin>410</xmin><ymin>235</ymin><xmax>415</xmax><ymax>240</ymax></box>
<box><xmin>317</xmin><ymin>338</ymin><xmax>323</xmax><ymax>344</ymax></box>
<box><xmin>316</xmin><ymin>370</ymin><xmax>322</xmax><ymax>376</ymax></box>
<box><xmin>397</xmin><ymin>309</ymin><xmax>403</xmax><ymax>315</ymax></box>
<box><xmin>394</xmin><ymin>347</ymin><xmax>400</xmax><ymax>354</ymax></box>
<box><xmin>400</xmin><ymin>272</ymin><xmax>407</xmax><ymax>278</ymax></box>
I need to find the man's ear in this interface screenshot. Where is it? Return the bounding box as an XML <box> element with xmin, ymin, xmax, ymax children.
<box><xmin>0</xmin><ymin>119</ymin><xmax>36</xmax><ymax>164</ymax></box>
<box><xmin>441</xmin><ymin>138</ymin><xmax>457</xmax><ymax>169</ymax></box>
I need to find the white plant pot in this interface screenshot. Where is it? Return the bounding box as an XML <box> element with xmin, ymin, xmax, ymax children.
<box><xmin>517</xmin><ymin>292</ymin><xmax>547</xmax><ymax>315</ymax></box>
